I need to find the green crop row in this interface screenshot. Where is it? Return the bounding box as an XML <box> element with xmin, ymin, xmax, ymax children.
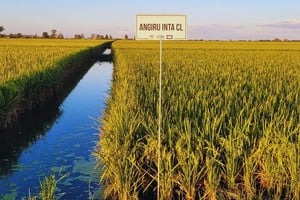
<box><xmin>0</xmin><ymin>39</ymin><xmax>110</xmax><ymax>127</ymax></box>
<box><xmin>96</xmin><ymin>41</ymin><xmax>300</xmax><ymax>199</ymax></box>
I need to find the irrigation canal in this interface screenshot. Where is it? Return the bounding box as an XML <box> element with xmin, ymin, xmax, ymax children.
<box><xmin>0</xmin><ymin>49</ymin><xmax>113</xmax><ymax>199</ymax></box>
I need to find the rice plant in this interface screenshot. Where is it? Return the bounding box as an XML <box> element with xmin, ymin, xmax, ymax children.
<box><xmin>0</xmin><ymin>39</ymin><xmax>110</xmax><ymax>127</ymax></box>
<box><xmin>97</xmin><ymin>41</ymin><xmax>300</xmax><ymax>199</ymax></box>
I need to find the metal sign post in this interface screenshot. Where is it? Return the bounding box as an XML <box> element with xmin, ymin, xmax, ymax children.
<box><xmin>136</xmin><ymin>14</ymin><xmax>187</xmax><ymax>200</ymax></box>
<box><xmin>158</xmin><ymin>36</ymin><xmax>162</xmax><ymax>200</ymax></box>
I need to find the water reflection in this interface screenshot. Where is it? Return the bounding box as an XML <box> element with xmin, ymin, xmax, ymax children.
<box><xmin>0</xmin><ymin>58</ymin><xmax>96</xmax><ymax>176</ymax></box>
<box><xmin>0</xmin><ymin>55</ymin><xmax>112</xmax><ymax>199</ymax></box>
<box><xmin>0</xmin><ymin>104</ymin><xmax>61</xmax><ymax>176</ymax></box>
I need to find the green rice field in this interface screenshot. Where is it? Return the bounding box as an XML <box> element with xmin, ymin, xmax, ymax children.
<box><xmin>96</xmin><ymin>41</ymin><xmax>300</xmax><ymax>199</ymax></box>
<box><xmin>0</xmin><ymin>39</ymin><xmax>109</xmax><ymax>126</ymax></box>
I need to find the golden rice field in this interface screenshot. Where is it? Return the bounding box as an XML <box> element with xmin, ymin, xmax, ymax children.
<box><xmin>96</xmin><ymin>41</ymin><xmax>300</xmax><ymax>199</ymax></box>
<box><xmin>0</xmin><ymin>39</ymin><xmax>109</xmax><ymax>126</ymax></box>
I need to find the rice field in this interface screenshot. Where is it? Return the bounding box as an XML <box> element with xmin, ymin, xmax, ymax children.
<box><xmin>0</xmin><ymin>39</ymin><xmax>109</xmax><ymax>126</ymax></box>
<box><xmin>96</xmin><ymin>41</ymin><xmax>300</xmax><ymax>199</ymax></box>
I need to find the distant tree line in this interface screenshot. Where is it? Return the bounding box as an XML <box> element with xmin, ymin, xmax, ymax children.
<box><xmin>90</xmin><ymin>33</ymin><xmax>112</xmax><ymax>40</ymax></box>
<box><xmin>40</xmin><ymin>29</ymin><xmax>64</xmax><ymax>39</ymax></box>
<box><xmin>4</xmin><ymin>25</ymin><xmax>299</xmax><ymax>41</ymax></box>
<box><xmin>0</xmin><ymin>26</ymin><xmax>116</xmax><ymax>39</ymax></box>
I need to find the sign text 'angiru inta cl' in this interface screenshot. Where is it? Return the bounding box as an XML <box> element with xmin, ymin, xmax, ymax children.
<box><xmin>136</xmin><ymin>15</ymin><xmax>187</xmax><ymax>40</ymax></box>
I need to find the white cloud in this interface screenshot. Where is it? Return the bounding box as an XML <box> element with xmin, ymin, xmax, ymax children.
<box><xmin>188</xmin><ymin>24</ymin><xmax>253</xmax><ymax>40</ymax></box>
<box><xmin>259</xmin><ymin>19</ymin><xmax>300</xmax><ymax>29</ymax></box>
<box><xmin>188</xmin><ymin>21</ymin><xmax>300</xmax><ymax>40</ymax></box>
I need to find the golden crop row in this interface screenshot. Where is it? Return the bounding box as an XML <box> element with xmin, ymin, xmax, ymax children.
<box><xmin>97</xmin><ymin>41</ymin><xmax>300</xmax><ymax>199</ymax></box>
<box><xmin>115</xmin><ymin>40</ymin><xmax>300</xmax><ymax>50</ymax></box>
<box><xmin>0</xmin><ymin>39</ymin><xmax>109</xmax><ymax>126</ymax></box>
<box><xmin>0</xmin><ymin>39</ymin><xmax>105</xmax><ymax>84</ymax></box>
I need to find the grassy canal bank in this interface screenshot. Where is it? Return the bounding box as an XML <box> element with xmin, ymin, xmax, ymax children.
<box><xmin>0</xmin><ymin>39</ymin><xmax>112</xmax><ymax>130</ymax></box>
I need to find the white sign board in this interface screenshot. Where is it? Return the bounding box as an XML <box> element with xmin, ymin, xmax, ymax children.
<box><xmin>136</xmin><ymin>15</ymin><xmax>187</xmax><ymax>40</ymax></box>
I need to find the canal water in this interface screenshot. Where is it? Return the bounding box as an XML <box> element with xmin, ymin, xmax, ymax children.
<box><xmin>0</xmin><ymin>58</ymin><xmax>112</xmax><ymax>199</ymax></box>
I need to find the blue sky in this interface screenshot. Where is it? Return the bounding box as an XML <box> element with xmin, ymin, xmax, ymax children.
<box><xmin>1</xmin><ymin>0</ymin><xmax>300</xmax><ymax>39</ymax></box>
